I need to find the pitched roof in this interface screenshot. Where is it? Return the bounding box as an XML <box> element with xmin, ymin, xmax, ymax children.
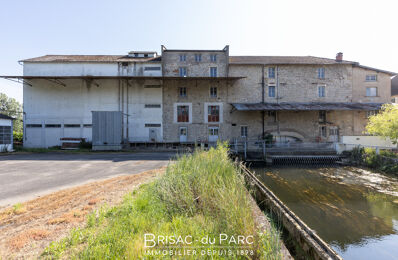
<box><xmin>21</xmin><ymin>55</ymin><xmax>161</xmax><ymax>63</ymax></box>
<box><xmin>0</xmin><ymin>114</ymin><xmax>14</xmax><ymax>120</ymax></box>
<box><xmin>392</xmin><ymin>76</ymin><xmax>398</xmax><ymax>96</ymax></box>
<box><xmin>229</xmin><ymin>56</ymin><xmax>356</xmax><ymax>65</ymax></box>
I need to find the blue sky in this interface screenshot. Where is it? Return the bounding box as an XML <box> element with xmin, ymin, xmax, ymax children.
<box><xmin>1</xmin><ymin>0</ymin><xmax>397</xmax><ymax>102</ymax></box>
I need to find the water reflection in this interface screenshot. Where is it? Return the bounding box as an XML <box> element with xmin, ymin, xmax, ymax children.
<box><xmin>252</xmin><ymin>166</ymin><xmax>398</xmax><ymax>260</ymax></box>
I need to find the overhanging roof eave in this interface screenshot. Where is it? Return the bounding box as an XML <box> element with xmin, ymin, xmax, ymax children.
<box><xmin>230</xmin><ymin>102</ymin><xmax>384</xmax><ymax>111</ymax></box>
<box><xmin>0</xmin><ymin>75</ymin><xmax>245</xmax><ymax>80</ymax></box>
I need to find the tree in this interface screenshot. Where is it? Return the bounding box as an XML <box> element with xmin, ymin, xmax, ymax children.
<box><xmin>366</xmin><ymin>104</ymin><xmax>398</xmax><ymax>145</ymax></box>
<box><xmin>0</xmin><ymin>93</ymin><xmax>23</xmax><ymax>133</ymax></box>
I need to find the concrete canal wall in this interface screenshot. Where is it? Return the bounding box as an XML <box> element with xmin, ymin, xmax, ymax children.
<box><xmin>241</xmin><ymin>164</ymin><xmax>342</xmax><ymax>260</ymax></box>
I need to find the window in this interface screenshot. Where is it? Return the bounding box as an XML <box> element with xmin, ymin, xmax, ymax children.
<box><xmin>179</xmin><ymin>67</ymin><xmax>187</xmax><ymax>77</ymax></box>
<box><xmin>268</xmin><ymin>85</ymin><xmax>276</xmax><ymax>98</ymax></box>
<box><xmin>317</xmin><ymin>68</ymin><xmax>325</xmax><ymax>79</ymax></box>
<box><xmin>210</xmin><ymin>67</ymin><xmax>217</xmax><ymax>77</ymax></box>
<box><xmin>83</xmin><ymin>124</ymin><xmax>92</xmax><ymax>128</ymax></box>
<box><xmin>268</xmin><ymin>67</ymin><xmax>275</xmax><ymax>78</ymax></box>
<box><xmin>144</xmin><ymin>85</ymin><xmax>161</xmax><ymax>88</ymax></box>
<box><xmin>45</xmin><ymin>124</ymin><xmax>61</xmax><ymax>128</ymax></box>
<box><xmin>144</xmin><ymin>67</ymin><xmax>161</xmax><ymax>71</ymax></box>
<box><xmin>208</xmin><ymin>105</ymin><xmax>220</xmax><ymax>122</ymax></box>
<box><xmin>195</xmin><ymin>54</ymin><xmax>202</xmax><ymax>62</ymax></box>
<box><xmin>318</xmin><ymin>85</ymin><xmax>325</xmax><ymax>97</ymax></box>
<box><xmin>177</xmin><ymin>106</ymin><xmax>189</xmax><ymax>122</ymax></box>
<box><xmin>241</xmin><ymin>126</ymin><xmax>248</xmax><ymax>138</ymax></box>
<box><xmin>145</xmin><ymin>124</ymin><xmax>161</xmax><ymax>127</ymax></box>
<box><xmin>366</xmin><ymin>87</ymin><xmax>377</xmax><ymax>97</ymax></box>
<box><xmin>210</xmin><ymin>87</ymin><xmax>217</xmax><ymax>98</ymax></box>
<box><xmin>268</xmin><ymin>111</ymin><xmax>277</xmax><ymax>122</ymax></box>
<box><xmin>145</xmin><ymin>104</ymin><xmax>161</xmax><ymax>108</ymax></box>
<box><xmin>26</xmin><ymin>124</ymin><xmax>42</xmax><ymax>128</ymax></box>
<box><xmin>179</xmin><ymin>87</ymin><xmax>187</xmax><ymax>97</ymax></box>
<box><xmin>319</xmin><ymin>126</ymin><xmax>327</xmax><ymax>137</ymax></box>
<box><xmin>319</xmin><ymin>111</ymin><xmax>326</xmax><ymax>123</ymax></box>
<box><xmin>210</xmin><ymin>54</ymin><xmax>217</xmax><ymax>62</ymax></box>
<box><xmin>179</xmin><ymin>54</ymin><xmax>186</xmax><ymax>62</ymax></box>
<box><xmin>366</xmin><ymin>75</ymin><xmax>377</xmax><ymax>81</ymax></box>
<box><xmin>0</xmin><ymin>126</ymin><xmax>12</xmax><ymax>145</ymax></box>
<box><xmin>209</xmin><ymin>127</ymin><xmax>219</xmax><ymax>136</ymax></box>
<box><xmin>366</xmin><ymin>110</ymin><xmax>378</xmax><ymax>118</ymax></box>
<box><xmin>64</xmin><ymin>124</ymin><xmax>80</xmax><ymax>128</ymax></box>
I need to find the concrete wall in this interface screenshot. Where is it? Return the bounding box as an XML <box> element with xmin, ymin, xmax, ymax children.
<box><xmin>23</xmin><ymin>78</ymin><xmax>162</xmax><ymax>147</ymax></box>
<box><xmin>24</xmin><ymin>62</ymin><xmax>162</xmax><ymax>77</ymax></box>
<box><xmin>352</xmin><ymin>67</ymin><xmax>392</xmax><ymax>103</ymax></box>
<box><xmin>342</xmin><ymin>136</ymin><xmax>396</xmax><ymax>148</ymax></box>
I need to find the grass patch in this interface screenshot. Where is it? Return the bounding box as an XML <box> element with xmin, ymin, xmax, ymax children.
<box><xmin>42</xmin><ymin>144</ymin><xmax>282</xmax><ymax>259</ymax></box>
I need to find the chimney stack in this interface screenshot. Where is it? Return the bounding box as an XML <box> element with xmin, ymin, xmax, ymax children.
<box><xmin>336</xmin><ymin>52</ymin><xmax>343</xmax><ymax>62</ymax></box>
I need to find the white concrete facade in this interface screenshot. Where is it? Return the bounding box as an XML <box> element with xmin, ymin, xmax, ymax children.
<box><xmin>23</xmin><ymin>61</ymin><xmax>162</xmax><ymax>148</ymax></box>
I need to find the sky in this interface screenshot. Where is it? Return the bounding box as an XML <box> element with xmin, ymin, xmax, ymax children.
<box><xmin>1</xmin><ymin>0</ymin><xmax>397</xmax><ymax>103</ymax></box>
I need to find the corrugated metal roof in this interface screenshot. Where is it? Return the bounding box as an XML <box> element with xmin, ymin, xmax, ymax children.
<box><xmin>229</xmin><ymin>56</ymin><xmax>356</xmax><ymax>65</ymax></box>
<box><xmin>0</xmin><ymin>114</ymin><xmax>15</xmax><ymax>120</ymax></box>
<box><xmin>231</xmin><ymin>102</ymin><xmax>383</xmax><ymax>111</ymax></box>
<box><xmin>21</xmin><ymin>55</ymin><xmax>161</xmax><ymax>63</ymax></box>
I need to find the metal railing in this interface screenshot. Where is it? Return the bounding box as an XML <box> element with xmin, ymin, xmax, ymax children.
<box><xmin>231</xmin><ymin>139</ymin><xmax>337</xmax><ymax>160</ymax></box>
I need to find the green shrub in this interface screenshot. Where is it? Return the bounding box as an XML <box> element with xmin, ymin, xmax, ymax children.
<box><xmin>13</xmin><ymin>132</ymin><xmax>23</xmax><ymax>142</ymax></box>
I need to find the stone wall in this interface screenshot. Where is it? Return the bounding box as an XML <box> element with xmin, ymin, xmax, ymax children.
<box><xmin>162</xmin><ymin>49</ymin><xmax>228</xmax><ymax>77</ymax></box>
<box><xmin>162</xmin><ymin>62</ymin><xmax>388</xmax><ymax>143</ymax></box>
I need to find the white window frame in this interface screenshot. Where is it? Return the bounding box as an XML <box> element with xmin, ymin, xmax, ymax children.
<box><xmin>240</xmin><ymin>125</ymin><xmax>248</xmax><ymax>138</ymax></box>
<box><xmin>195</xmin><ymin>54</ymin><xmax>202</xmax><ymax>62</ymax></box>
<box><xmin>179</xmin><ymin>54</ymin><xmax>186</xmax><ymax>62</ymax></box>
<box><xmin>317</xmin><ymin>67</ymin><xmax>325</xmax><ymax>79</ymax></box>
<box><xmin>268</xmin><ymin>85</ymin><xmax>276</xmax><ymax>98</ymax></box>
<box><xmin>210</xmin><ymin>54</ymin><xmax>217</xmax><ymax>62</ymax></box>
<box><xmin>204</xmin><ymin>102</ymin><xmax>223</xmax><ymax>123</ymax></box>
<box><xmin>210</xmin><ymin>67</ymin><xmax>218</xmax><ymax>77</ymax></box>
<box><xmin>179</xmin><ymin>87</ymin><xmax>187</xmax><ymax>97</ymax></box>
<box><xmin>366</xmin><ymin>110</ymin><xmax>378</xmax><ymax>118</ymax></box>
<box><xmin>179</xmin><ymin>67</ymin><xmax>187</xmax><ymax>77</ymax></box>
<box><xmin>268</xmin><ymin>67</ymin><xmax>275</xmax><ymax>78</ymax></box>
<box><xmin>174</xmin><ymin>103</ymin><xmax>192</xmax><ymax>124</ymax></box>
<box><xmin>366</xmin><ymin>87</ymin><xmax>377</xmax><ymax>97</ymax></box>
<box><xmin>210</xmin><ymin>86</ymin><xmax>217</xmax><ymax>98</ymax></box>
<box><xmin>318</xmin><ymin>85</ymin><xmax>326</xmax><ymax>97</ymax></box>
<box><xmin>366</xmin><ymin>75</ymin><xmax>377</xmax><ymax>82</ymax></box>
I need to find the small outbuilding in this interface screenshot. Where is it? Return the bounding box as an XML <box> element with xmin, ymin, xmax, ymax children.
<box><xmin>0</xmin><ymin>114</ymin><xmax>14</xmax><ymax>152</ymax></box>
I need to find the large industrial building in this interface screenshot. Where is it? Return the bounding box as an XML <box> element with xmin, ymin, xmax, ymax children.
<box><xmin>2</xmin><ymin>45</ymin><xmax>395</xmax><ymax>148</ymax></box>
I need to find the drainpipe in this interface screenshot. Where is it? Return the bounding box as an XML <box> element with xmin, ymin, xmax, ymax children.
<box><xmin>276</xmin><ymin>66</ymin><xmax>280</xmax><ymax>134</ymax></box>
<box><xmin>126</xmin><ymin>79</ymin><xmax>129</xmax><ymax>143</ymax></box>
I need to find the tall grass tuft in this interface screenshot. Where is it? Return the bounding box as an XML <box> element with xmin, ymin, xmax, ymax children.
<box><xmin>42</xmin><ymin>143</ymin><xmax>282</xmax><ymax>259</ymax></box>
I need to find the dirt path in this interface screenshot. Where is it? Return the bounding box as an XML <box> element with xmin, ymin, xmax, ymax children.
<box><xmin>0</xmin><ymin>167</ymin><xmax>165</xmax><ymax>259</ymax></box>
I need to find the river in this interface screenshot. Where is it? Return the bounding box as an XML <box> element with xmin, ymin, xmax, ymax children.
<box><xmin>252</xmin><ymin>166</ymin><xmax>398</xmax><ymax>260</ymax></box>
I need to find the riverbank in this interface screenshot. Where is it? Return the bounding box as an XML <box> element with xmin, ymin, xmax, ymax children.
<box><xmin>350</xmin><ymin>147</ymin><xmax>398</xmax><ymax>175</ymax></box>
<box><xmin>41</xmin><ymin>145</ymin><xmax>285</xmax><ymax>259</ymax></box>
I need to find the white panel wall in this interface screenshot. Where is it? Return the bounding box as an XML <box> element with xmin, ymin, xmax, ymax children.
<box><xmin>24</xmin><ymin>62</ymin><xmax>162</xmax><ymax>77</ymax></box>
<box><xmin>24</xmin><ymin>78</ymin><xmax>163</xmax><ymax>147</ymax></box>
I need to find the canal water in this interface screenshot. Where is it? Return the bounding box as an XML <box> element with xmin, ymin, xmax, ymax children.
<box><xmin>252</xmin><ymin>166</ymin><xmax>398</xmax><ymax>260</ymax></box>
